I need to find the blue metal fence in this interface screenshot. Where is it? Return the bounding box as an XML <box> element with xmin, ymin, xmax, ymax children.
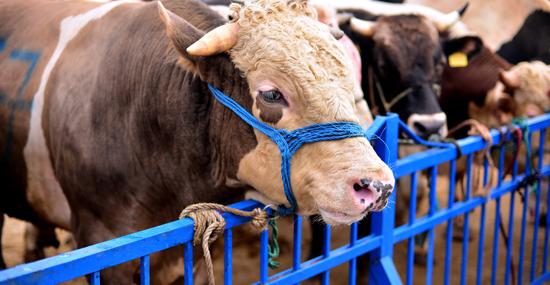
<box><xmin>1</xmin><ymin>113</ymin><xmax>550</xmax><ymax>284</ymax></box>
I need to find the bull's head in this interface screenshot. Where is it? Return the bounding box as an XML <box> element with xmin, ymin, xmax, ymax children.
<box><xmin>158</xmin><ymin>0</ymin><xmax>394</xmax><ymax>225</ymax></box>
<box><xmin>336</xmin><ymin>3</ymin><xmax>469</xmax><ymax>140</ymax></box>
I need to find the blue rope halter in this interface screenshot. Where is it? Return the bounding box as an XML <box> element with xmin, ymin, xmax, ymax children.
<box><xmin>208</xmin><ymin>84</ymin><xmax>369</xmax><ymax>217</ymax></box>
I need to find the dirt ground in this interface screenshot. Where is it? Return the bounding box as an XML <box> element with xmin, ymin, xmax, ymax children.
<box><xmin>2</xmin><ymin>175</ymin><xmax>549</xmax><ymax>284</ymax></box>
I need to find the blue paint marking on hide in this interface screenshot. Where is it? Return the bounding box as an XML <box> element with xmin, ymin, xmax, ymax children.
<box><xmin>0</xmin><ymin>38</ymin><xmax>5</xmax><ymax>51</ymax></box>
<box><xmin>1</xmin><ymin>50</ymin><xmax>41</xmax><ymax>164</ymax></box>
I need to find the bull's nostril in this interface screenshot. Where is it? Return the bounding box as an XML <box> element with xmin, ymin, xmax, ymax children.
<box><xmin>414</xmin><ymin>120</ymin><xmax>445</xmax><ymax>140</ymax></box>
<box><xmin>414</xmin><ymin>122</ymin><xmax>426</xmax><ymax>135</ymax></box>
<box><xmin>353</xmin><ymin>183</ymin><xmax>362</xmax><ymax>191</ymax></box>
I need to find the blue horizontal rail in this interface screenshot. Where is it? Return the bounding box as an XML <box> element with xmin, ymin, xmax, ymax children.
<box><xmin>0</xmin><ymin>200</ymin><xmax>268</xmax><ymax>284</ymax></box>
<box><xmin>252</xmin><ymin>235</ymin><xmax>381</xmax><ymax>285</ymax></box>
<box><xmin>396</xmin><ymin>114</ymin><xmax>550</xmax><ymax>178</ymax></box>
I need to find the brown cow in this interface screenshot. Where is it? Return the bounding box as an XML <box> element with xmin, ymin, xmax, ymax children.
<box><xmin>0</xmin><ymin>0</ymin><xmax>395</xmax><ymax>283</ymax></box>
<box><xmin>439</xmin><ymin>35</ymin><xmax>514</xmax><ymax>135</ymax></box>
<box><xmin>311</xmin><ymin>0</ymin><xmax>472</xmax><ymax>140</ymax></box>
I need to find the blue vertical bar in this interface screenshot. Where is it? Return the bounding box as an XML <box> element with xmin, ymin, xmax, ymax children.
<box><xmin>531</xmin><ymin>182</ymin><xmax>542</xmax><ymax>282</ymax></box>
<box><xmin>519</xmin><ymin>133</ymin><xmax>533</xmax><ymax>284</ymax></box>
<box><xmin>505</xmin><ymin>192</ymin><xmax>516</xmax><ymax>285</ymax></box>
<box><xmin>476</xmin><ymin>154</ymin><xmax>489</xmax><ymax>285</ymax></box>
<box><xmin>322</xmin><ymin>225</ymin><xmax>331</xmax><ymax>285</ymax></box>
<box><xmin>460</xmin><ymin>154</ymin><xmax>473</xmax><ymax>285</ymax></box>
<box><xmin>293</xmin><ymin>215</ymin><xmax>302</xmax><ymax>271</ymax></box>
<box><xmin>407</xmin><ymin>172</ymin><xmax>418</xmax><ymax>285</ymax></box>
<box><xmin>224</xmin><ymin>228</ymin><xmax>233</xmax><ymax>285</ymax></box>
<box><xmin>369</xmin><ymin>113</ymin><xmax>399</xmax><ymax>285</ymax></box>
<box><xmin>426</xmin><ymin>166</ymin><xmax>437</xmax><ymax>285</ymax></box>
<box><xmin>492</xmin><ymin>143</ymin><xmax>506</xmax><ymax>285</ymax></box>
<box><xmin>444</xmin><ymin>159</ymin><xmax>456</xmax><ymax>285</ymax></box>
<box><xmin>531</xmin><ymin>130</ymin><xmax>545</xmax><ymax>281</ymax></box>
<box><xmin>349</xmin><ymin>222</ymin><xmax>358</xmax><ymax>285</ymax></box>
<box><xmin>261</xmin><ymin>229</ymin><xmax>269</xmax><ymax>284</ymax></box>
<box><xmin>293</xmin><ymin>215</ymin><xmax>302</xmax><ymax>285</ymax></box>
<box><xmin>544</xmin><ymin>177</ymin><xmax>550</xmax><ymax>273</ymax></box>
<box><xmin>184</xmin><ymin>242</ymin><xmax>193</xmax><ymax>285</ymax></box>
<box><xmin>476</xmin><ymin>204</ymin><xmax>487</xmax><ymax>285</ymax></box>
<box><xmin>141</xmin><ymin>255</ymin><xmax>150</xmax><ymax>285</ymax></box>
<box><xmin>90</xmin><ymin>271</ymin><xmax>100</xmax><ymax>285</ymax></box>
<box><xmin>491</xmin><ymin>198</ymin><xmax>501</xmax><ymax>285</ymax></box>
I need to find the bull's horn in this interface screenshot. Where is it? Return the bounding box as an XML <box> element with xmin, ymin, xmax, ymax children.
<box><xmin>349</xmin><ymin>17</ymin><xmax>376</xmax><ymax>37</ymax></box>
<box><xmin>327</xmin><ymin>25</ymin><xmax>344</xmax><ymax>40</ymax></box>
<box><xmin>316</xmin><ymin>22</ymin><xmax>345</xmax><ymax>40</ymax></box>
<box><xmin>186</xmin><ymin>23</ymin><xmax>240</xmax><ymax>56</ymax></box>
<box><xmin>435</xmin><ymin>2</ymin><xmax>469</xmax><ymax>32</ymax></box>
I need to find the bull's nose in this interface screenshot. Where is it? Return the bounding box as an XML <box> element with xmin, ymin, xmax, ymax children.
<box><xmin>351</xmin><ymin>168</ymin><xmax>395</xmax><ymax>212</ymax></box>
<box><xmin>413</xmin><ymin>120</ymin><xmax>445</xmax><ymax>140</ymax></box>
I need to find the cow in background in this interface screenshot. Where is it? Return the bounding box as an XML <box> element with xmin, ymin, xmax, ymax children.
<box><xmin>404</xmin><ymin>0</ymin><xmax>550</xmax><ymax>51</ymax></box>
<box><xmin>322</xmin><ymin>0</ymin><xmax>468</xmax><ymax>140</ymax></box>
<box><xmin>491</xmin><ymin>61</ymin><xmax>550</xmax><ymax>224</ymax></box>
<box><xmin>439</xmin><ymin>33</ymin><xmax>514</xmax><ymax>137</ymax></box>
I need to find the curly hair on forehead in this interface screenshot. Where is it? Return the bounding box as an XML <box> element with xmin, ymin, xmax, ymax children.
<box><xmin>228</xmin><ymin>0</ymin><xmax>315</xmax><ymax>25</ymax></box>
<box><xmin>512</xmin><ymin>61</ymin><xmax>550</xmax><ymax>107</ymax></box>
<box><xmin>226</xmin><ymin>0</ymin><xmax>354</xmax><ymax>98</ymax></box>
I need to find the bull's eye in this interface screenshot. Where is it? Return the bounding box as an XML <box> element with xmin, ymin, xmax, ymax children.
<box><xmin>259</xmin><ymin>90</ymin><xmax>286</xmax><ymax>105</ymax></box>
<box><xmin>436</xmin><ymin>61</ymin><xmax>445</xmax><ymax>74</ymax></box>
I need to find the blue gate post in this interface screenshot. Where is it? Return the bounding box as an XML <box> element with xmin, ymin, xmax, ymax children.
<box><xmin>369</xmin><ymin>113</ymin><xmax>402</xmax><ymax>285</ymax></box>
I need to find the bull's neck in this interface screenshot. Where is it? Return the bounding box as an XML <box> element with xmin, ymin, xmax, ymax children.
<box><xmin>145</xmin><ymin>54</ymin><xmax>256</xmax><ymax>201</ymax></box>
<box><xmin>127</xmin><ymin>1</ymin><xmax>258</xmax><ymax>203</ymax></box>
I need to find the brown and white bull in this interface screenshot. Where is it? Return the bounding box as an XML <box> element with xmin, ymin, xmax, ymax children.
<box><xmin>0</xmin><ymin>0</ymin><xmax>394</xmax><ymax>282</ymax></box>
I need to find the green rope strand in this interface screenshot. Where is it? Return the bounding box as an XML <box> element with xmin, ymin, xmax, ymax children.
<box><xmin>267</xmin><ymin>218</ymin><xmax>281</xmax><ymax>269</ymax></box>
<box><xmin>512</xmin><ymin>116</ymin><xmax>539</xmax><ymax>194</ymax></box>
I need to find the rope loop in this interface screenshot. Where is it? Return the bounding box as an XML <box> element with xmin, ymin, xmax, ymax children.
<box><xmin>447</xmin><ymin>119</ymin><xmax>496</xmax><ymax>197</ymax></box>
<box><xmin>179</xmin><ymin>203</ymin><xmax>271</xmax><ymax>285</ymax></box>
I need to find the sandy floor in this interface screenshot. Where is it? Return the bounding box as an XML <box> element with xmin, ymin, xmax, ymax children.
<box><xmin>2</xmin><ymin>176</ymin><xmax>549</xmax><ymax>284</ymax></box>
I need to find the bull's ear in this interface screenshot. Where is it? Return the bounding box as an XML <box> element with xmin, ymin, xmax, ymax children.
<box><xmin>158</xmin><ymin>2</ymin><xmax>206</xmax><ymax>62</ymax></box>
<box><xmin>157</xmin><ymin>2</ymin><xmax>237</xmax><ymax>85</ymax></box>
<box><xmin>499</xmin><ymin>70</ymin><xmax>521</xmax><ymax>90</ymax></box>
<box><xmin>158</xmin><ymin>2</ymin><xmax>239</xmax><ymax>57</ymax></box>
<box><xmin>442</xmin><ymin>36</ymin><xmax>482</xmax><ymax>57</ymax></box>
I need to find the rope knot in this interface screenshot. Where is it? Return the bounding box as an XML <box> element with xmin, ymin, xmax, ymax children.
<box><xmin>178</xmin><ymin>203</ymin><xmax>274</xmax><ymax>285</ymax></box>
<box><xmin>250</xmin><ymin>208</ymin><xmax>269</xmax><ymax>231</ymax></box>
<box><xmin>179</xmin><ymin>204</ymin><xmax>227</xmax><ymax>246</ymax></box>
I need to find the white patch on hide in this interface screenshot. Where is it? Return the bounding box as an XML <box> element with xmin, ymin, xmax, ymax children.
<box><xmin>23</xmin><ymin>1</ymin><xmax>128</xmax><ymax>230</ymax></box>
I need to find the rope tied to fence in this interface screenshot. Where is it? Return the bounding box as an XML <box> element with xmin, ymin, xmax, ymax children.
<box><xmin>509</xmin><ymin>116</ymin><xmax>540</xmax><ymax>196</ymax></box>
<box><xmin>179</xmin><ymin>203</ymin><xmax>280</xmax><ymax>285</ymax></box>
<box><xmin>447</xmin><ymin>119</ymin><xmax>496</xmax><ymax>197</ymax></box>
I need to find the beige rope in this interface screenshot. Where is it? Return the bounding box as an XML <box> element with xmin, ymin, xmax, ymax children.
<box><xmin>179</xmin><ymin>203</ymin><xmax>269</xmax><ymax>285</ymax></box>
<box><xmin>447</xmin><ymin>119</ymin><xmax>496</xmax><ymax>197</ymax></box>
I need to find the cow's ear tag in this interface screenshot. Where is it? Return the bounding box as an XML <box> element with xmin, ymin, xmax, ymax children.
<box><xmin>448</xmin><ymin>52</ymin><xmax>468</xmax><ymax>68</ymax></box>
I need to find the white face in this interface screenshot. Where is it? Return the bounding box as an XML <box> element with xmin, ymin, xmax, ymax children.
<box><xmin>231</xmin><ymin>25</ymin><xmax>394</xmax><ymax>225</ymax></box>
